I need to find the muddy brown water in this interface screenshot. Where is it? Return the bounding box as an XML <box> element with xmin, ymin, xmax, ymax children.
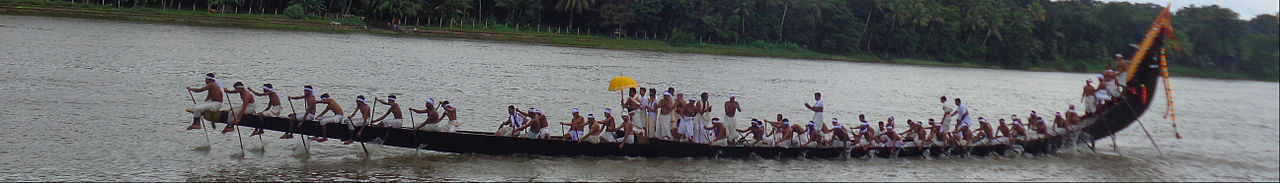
<box><xmin>0</xmin><ymin>15</ymin><xmax>1276</xmax><ymax>181</ymax></box>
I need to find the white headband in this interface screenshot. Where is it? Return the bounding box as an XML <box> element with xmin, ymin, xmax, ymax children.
<box><xmin>729</xmin><ymin>94</ymin><xmax>737</xmax><ymax>98</ymax></box>
<box><xmin>831</xmin><ymin>118</ymin><xmax>838</xmax><ymax>123</ymax></box>
<box><xmin>807</xmin><ymin>121</ymin><xmax>815</xmax><ymax>126</ymax></box>
<box><xmin>261</xmin><ymin>86</ymin><xmax>275</xmax><ymax>92</ymax></box>
<box><xmin>1115</xmin><ymin>53</ymin><xmax>1122</xmax><ymax>57</ymax></box>
<box><xmin>320</xmin><ymin>96</ymin><xmax>330</xmax><ymax>100</ymax></box>
<box><xmin>533</xmin><ymin>108</ymin><xmax>541</xmax><ymax>113</ymax></box>
<box><xmin>572</xmin><ymin>108</ymin><xmax>579</xmax><ymax>113</ymax></box>
<box><xmin>587</xmin><ymin>114</ymin><xmax>594</xmax><ymax>119</ymax></box>
<box><xmin>356</xmin><ymin>98</ymin><xmax>366</xmax><ymax>104</ymax></box>
<box><xmin>388</xmin><ymin>97</ymin><xmax>396</xmax><ymax>101</ymax></box>
<box><xmin>205</xmin><ymin>75</ymin><xmax>216</xmax><ymax>80</ymax></box>
<box><xmin>663</xmin><ymin>92</ymin><xmax>671</xmax><ymax>96</ymax></box>
<box><xmin>444</xmin><ymin>103</ymin><xmax>451</xmax><ymax>107</ymax></box>
<box><xmin>603</xmin><ymin>108</ymin><xmax>611</xmax><ymax>114</ymax></box>
<box><xmin>304</xmin><ymin>87</ymin><xmax>313</xmax><ymax>92</ymax></box>
<box><xmin>234</xmin><ymin>85</ymin><xmax>244</xmax><ymax>88</ymax></box>
<box><xmin>426</xmin><ymin>99</ymin><xmax>434</xmax><ymax>105</ymax></box>
<box><xmin>713</xmin><ymin>119</ymin><xmax>722</xmax><ymax>123</ymax></box>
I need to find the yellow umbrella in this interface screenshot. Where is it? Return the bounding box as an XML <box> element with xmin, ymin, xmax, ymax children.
<box><xmin>608</xmin><ymin>76</ymin><xmax>639</xmax><ymax>91</ymax></box>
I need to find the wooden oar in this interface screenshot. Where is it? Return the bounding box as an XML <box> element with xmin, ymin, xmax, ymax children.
<box><xmin>288</xmin><ymin>98</ymin><xmax>309</xmax><ymax>155</ymax></box>
<box><xmin>226</xmin><ymin>91</ymin><xmax>245</xmax><ymax>154</ymax></box>
<box><xmin>189</xmin><ymin>90</ymin><xmax>211</xmax><ymax>146</ymax></box>
<box><xmin>409</xmin><ymin>110</ymin><xmax>419</xmax><ymax>152</ymax></box>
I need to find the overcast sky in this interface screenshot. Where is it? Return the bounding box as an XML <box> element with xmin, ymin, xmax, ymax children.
<box><xmin>1102</xmin><ymin>0</ymin><xmax>1279</xmax><ymax>19</ymax></box>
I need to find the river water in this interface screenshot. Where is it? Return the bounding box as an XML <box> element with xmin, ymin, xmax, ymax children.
<box><xmin>0</xmin><ymin>15</ymin><xmax>1276</xmax><ymax>181</ymax></box>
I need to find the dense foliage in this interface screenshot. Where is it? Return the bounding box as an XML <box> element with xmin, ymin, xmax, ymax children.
<box><xmin>85</xmin><ymin>0</ymin><xmax>1280</xmax><ymax>80</ymax></box>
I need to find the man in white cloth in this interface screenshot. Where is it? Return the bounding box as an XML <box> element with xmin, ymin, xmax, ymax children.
<box><xmin>952</xmin><ymin>98</ymin><xmax>972</xmax><ymax>131</ymax></box>
<box><xmin>185</xmin><ymin>73</ymin><xmax>224</xmax><ymax>131</ymax></box>
<box><xmin>371</xmin><ymin>95</ymin><xmax>404</xmax><ymax>128</ymax></box>
<box><xmin>1094</xmin><ymin>75</ymin><xmax>1111</xmax><ymax>108</ymax></box>
<box><xmin>282</xmin><ymin>85</ymin><xmax>317</xmax><ymax>139</ymax></box>
<box><xmin>617</xmin><ymin>115</ymin><xmax>642</xmax><ymax>148</ymax></box>
<box><xmin>600</xmin><ymin>108</ymin><xmax>619</xmax><ymax>143</ymax></box>
<box><xmin>311</xmin><ymin>93</ymin><xmax>345</xmax><ymax>143</ymax></box>
<box><xmin>803</xmin><ymin>92</ymin><xmax>825</xmax><ymax>136</ymax></box>
<box><xmin>221</xmin><ymin>82</ymin><xmax>256</xmax><ymax>134</ymax></box>
<box><xmin>345</xmin><ymin>95</ymin><xmax>372</xmax><ymax>144</ymax></box>
<box><xmin>496</xmin><ymin>106</ymin><xmax>525</xmax><ymax>136</ymax></box>
<box><xmin>246</xmin><ymin>83</ymin><xmax>281</xmax><ymax>136</ymax></box>
<box><xmin>655</xmin><ymin>92</ymin><xmax>676</xmax><ymax>140</ymax></box>
<box><xmin>940</xmin><ymin>96</ymin><xmax>954</xmax><ymax>133</ymax></box>
<box><xmin>723</xmin><ymin>94</ymin><xmax>742</xmax><ymax>144</ymax></box>
<box><xmin>1082</xmin><ymin>79</ymin><xmax>1097</xmax><ymax>115</ymax></box>
<box><xmin>704</xmin><ymin>118</ymin><xmax>729</xmax><ymax>146</ymax></box>
<box><xmin>440</xmin><ymin>101</ymin><xmax>460</xmax><ymax>132</ymax></box>
<box><xmin>679</xmin><ymin>97</ymin><xmax>700</xmax><ymax>143</ymax></box>
<box><xmin>560</xmin><ymin>110</ymin><xmax>588</xmax><ymax>141</ymax></box>
<box><xmin>409</xmin><ymin>99</ymin><xmax>444</xmax><ymax>132</ymax></box>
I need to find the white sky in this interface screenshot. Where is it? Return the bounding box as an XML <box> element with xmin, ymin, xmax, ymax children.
<box><xmin>1101</xmin><ymin>0</ymin><xmax>1279</xmax><ymax>19</ymax></box>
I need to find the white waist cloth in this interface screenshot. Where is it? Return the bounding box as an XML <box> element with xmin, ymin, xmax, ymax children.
<box><xmin>381</xmin><ymin>118</ymin><xmax>404</xmax><ymax>128</ymax></box>
<box><xmin>192</xmin><ymin>101</ymin><xmax>222</xmax><ymax>119</ymax></box>
<box><xmin>569</xmin><ymin>130</ymin><xmax>584</xmax><ymax>141</ymax></box>
<box><xmin>677</xmin><ymin>116</ymin><xmax>694</xmax><ymax>136</ymax></box>
<box><xmin>260</xmin><ymin>104</ymin><xmax>283</xmax><ymax>117</ymax></box>
<box><xmin>317</xmin><ymin>115</ymin><xmax>345</xmax><ymax>125</ymax></box>
<box><xmin>724</xmin><ymin>116</ymin><xmax>739</xmax><ymax>141</ymax></box>
<box><xmin>231</xmin><ymin>103</ymin><xmax>257</xmax><ymax>117</ymax></box>
<box><xmin>291</xmin><ymin>113</ymin><xmax>316</xmax><ymax>121</ymax></box>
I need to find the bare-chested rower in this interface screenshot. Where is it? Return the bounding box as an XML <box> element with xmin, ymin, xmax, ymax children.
<box><xmin>221</xmin><ymin>82</ymin><xmax>257</xmax><ymax>134</ymax></box>
<box><xmin>441</xmin><ymin>101</ymin><xmax>460</xmax><ymax>132</ymax></box>
<box><xmin>409</xmin><ymin>99</ymin><xmax>442</xmax><ymax>132</ymax></box>
<box><xmin>310</xmin><ymin>93</ymin><xmax>346</xmax><ymax>143</ymax></box>
<box><xmin>185</xmin><ymin>73</ymin><xmax>224</xmax><ymax>131</ymax></box>
<box><xmin>705</xmin><ymin>118</ymin><xmax>729</xmax><ymax>146</ymax></box>
<box><xmin>822</xmin><ymin>118</ymin><xmax>852</xmax><ymax>148</ymax></box>
<box><xmin>282</xmin><ymin>85</ymin><xmax>317</xmax><ymax>139</ymax></box>
<box><xmin>559</xmin><ymin>109</ymin><xmax>587</xmax><ymax>141</ymax></box>
<box><xmin>246</xmin><ymin>83</ymin><xmax>281</xmax><ymax>136</ymax></box>
<box><xmin>370</xmin><ymin>95</ymin><xmax>404</xmax><ymax>128</ymax></box>
<box><xmin>738</xmin><ymin>118</ymin><xmax>768</xmax><ymax>147</ymax></box>
<box><xmin>617</xmin><ymin>115</ymin><xmax>641</xmax><ymax>148</ymax></box>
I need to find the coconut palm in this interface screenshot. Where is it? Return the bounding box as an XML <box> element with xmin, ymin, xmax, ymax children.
<box><xmin>555</xmin><ymin>0</ymin><xmax>593</xmax><ymax>28</ymax></box>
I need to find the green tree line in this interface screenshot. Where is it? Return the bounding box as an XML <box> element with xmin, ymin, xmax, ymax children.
<box><xmin>72</xmin><ymin>0</ymin><xmax>1280</xmax><ymax>80</ymax></box>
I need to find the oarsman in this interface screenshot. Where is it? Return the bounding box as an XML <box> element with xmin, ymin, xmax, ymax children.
<box><xmin>995</xmin><ymin>119</ymin><xmax>1011</xmax><ymax>140</ymax></box>
<box><xmin>950</xmin><ymin>114</ymin><xmax>974</xmax><ymax>146</ymax></box>
<box><xmin>773</xmin><ymin>119</ymin><xmax>795</xmax><ymax>147</ymax></box>
<box><xmin>496</xmin><ymin>105</ymin><xmax>526</xmax><ymax>136</ymax></box>
<box><xmin>246</xmin><ymin>83</ymin><xmax>282</xmax><ymax>136</ymax></box>
<box><xmin>940</xmin><ymin>96</ymin><xmax>955</xmax><ymax>134</ymax></box>
<box><xmin>600</xmin><ymin>108</ymin><xmax>618</xmax><ymax>143</ymax></box>
<box><xmin>800</xmin><ymin>121</ymin><xmax>826</xmax><ymax>147</ymax></box>
<box><xmin>790</xmin><ymin>120</ymin><xmax>809</xmax><ymax>146</ymax></box>
<box><xmin>925</xmin><ymin>119</ymin><xmax>946</xmax><ymax>146</ymax></box>
<box><xmin>738</xmin><ymin>118</ymin><xmax>768</xmax><ymax>147</ymax></box>
<box><xmin>311</xmin><ymin>93</ymin><xmax>345</xmax><ymax>143</ymax></box>
<box><xmin>723</xmin><ymin>94</ymin><xmax>742</xmax><ymax>144</ymax></box>
<box><xmin>1082</xmin><ymin>79</ymin><xmax>1097</xmax><ymax>115</ymax></box>
<box><xmin>898</xmin><ymin>120</ymin><xmax>924</xmax><ymax>149</ymax></box>
<box><xmin>849</xmin><ymin>115</ymin><xmax>875</xmax><ymax>149</ymax></box>
<box><xmin>1051</xmin><ymin>112</ymin><xmax>1067</xmax><ymax>134</ymax></box>
<box><xmin>882</xmin><ymin>122</ymin><xmax>903</xmax><ymax>152</ymax></box>
<box><xmin>655</xmin><ymin>92</ymin><xmax>675</xmax><ymax>140</ymax></box>
<box><xmin>345</xmin><ymin>95</ymin><xmax>372</xmax><ymax>144</ymax></box>
<box><xmin>704</xmin><ymin>118</ymin><xmax>729</xmax><ymax>146</ymax></box>
<box><xmin>221</xmin><ymin>82</ymin><xmax>257</xmax><ymax>134</ymax></box>
<box><xmin>804</xmin><ymin>92</ymin><xmax>825</xmax><ymax>133</ymax></box>
<box><xmin>559</xmin><ymin>108</ymin><xmax>587</xmax><ymax>141</ymax></box>
<box><xmin>616</xmin><ymin>115</ymin><xmax>641</xmax><ymax>147</ymax></box>
<box><xmin>1031</xmin><ymin>112</ymin><xmax>1050</xmax><ymax>135</ymax></box>
<box><xmin>1064</xmin><ymin>105</ymin><xmax>1082</xmax><ymax>128</ymax></box>
<box><xmin>1095</xmin><ymin>75</ymin><xmax>1112</xmax><ymax>107</ymax></box>
<box><xmin>515</xmin><ymin>108</ymin><xmax>548</xmax><ymax>139</ymax></box>
<box><xmin>409</xmin><ymin>99</ymin><xmax>442</xmax><ymax>132</ymax></box>
<box><xmin>581</xmin><ymin>115</ymin><xmax>603</xmax><ymax>143</ymax></box>
<box><xmin>441</xmin><ymin>101</ymin><xmax>460</xmax><ymax>132</ymax></box>
<box><xmin>370</xmin><ymin>95</ymin><xmax>404</xmax><ymax>128</ymax></box>
<box><xmin>1010</xmin><ymin>116</ymin><xmax>1029</xmax><ymax>141</ymax></box>
<box><xmin>822</xmin><ymin>118</ymin><xmax>852</xmax><ymax>148</ymax></box>
<box><xmin>282</xmin><ymin>85</ymin><xmax>318</xmax><ymax>139</ymax></box>
<box><xmin>185</xmin><ymin>73</ymin><xmax>224</xmax><ymax>131</ymax></box>
<box><xmin>968</xmin><ymin>117</ymin><xmax>994</xmax><ymax>145</ymax></box>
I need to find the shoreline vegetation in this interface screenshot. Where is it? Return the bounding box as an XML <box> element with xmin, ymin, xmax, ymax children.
<box><xmin>1</xmin><ymin>0</ymin><xmax>1274</xmax><ymax>82</ymax></box>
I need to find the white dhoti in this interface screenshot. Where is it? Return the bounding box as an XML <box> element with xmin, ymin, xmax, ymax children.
<box><xmin>644</xmin><ymin>112</ymin><xmax>657</xmax><ymax>138</ymax></box>
<box><xmin>348</xmin><ymin>117</ymin><xmax>366</xmax><ymax>130</ymax></box>
<box><xmin>290</xmin><ymin>113</ymin><xmax>316</xmax><ymax>121</ymax></box>
<box><xmin>711</xmin><ymin>138</ymin><xmax>727</xmax><ymax>146</ymax></box>
<box><xmin>585</xmin><ymin>134</ymin><xmax>602</xmax><ymax>144</ymax></box>
<box><xmin>381</xmin><ymin>119</ymin><xmax>404</xmax><ymax>128</ymax></box>
<box><xmin>569</xmin><ymin>130</ymin><xmax>584</xmax><ymax>141</ymax></box>
<box><xmin>656</xmin><ymin>114</ymin><xmax>673</xmax><ymax>139</ymax></box>
<box><xmin>1084</xmin><ymin>97</ymin><xmax>1097</xmax><ymax>113</ymax></box>
<box><xmin>621</xmin><ymin>134</ymin><xmax>635</xmax><ymax>144</ymax></box>
<box><xmin>231</xmin><ymin>104</ymin><xmax>257</xmax><ymax>117</ymax></box>
<box><xmin>601</xmin><ymin>131</ymin><xmax>617</xmax><ymax>143</ymax></box>
<box><xmin>812</xmin><ymin>112</ymin><xmax>824</xmax><ymax>126</ymax></box>
<box><xmin>259</xmin><ymin>104</ymin><xmax>283</xmax><ymax>117</ymax></box>
<box><xmin>192</xmin><ymin>101</ymin><xmax>222</xmax><ymax>119</ymax></box>
<box><xmin>677</xmin><ymin>116</ymin><xmax>693</xmax><ymax>137</ymax></box>
<box><xmin>498</xmin><ymin>126</ymin><xmax>514</xmax><ymax>136</ymax></box>
<box><xmin>724</xmin><ymin>116</ymin><xmax>739</xmax><ymax>141</ymax></box>
<box><xmin>317</xmin><ymin>116</ymin><xmax>345</xmax><ymax>125</ymax></box>
<box><xmin>526</xmin><ymin>129</ymin><xmax>542</xmax><ymax>139</ymax></box>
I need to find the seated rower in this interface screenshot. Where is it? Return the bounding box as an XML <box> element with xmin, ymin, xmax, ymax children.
<box><xmin>705</xmin><ymin>118</ymin><xmax>729</xmax><ymax>146</ymax></box>
<box><xmin>925</xmin><ymin>119</ymin><xmax>946</xmax><ymax>147</ymax></box>
<box><xmin>849</xmin><ymin>115</ymin><xmax>876</xmax><ymax>150</ymax></box>
<box><xmin>773</xmin><ymin>119</ymin><xmax>795</xmax><ymax>147</ymax></box>
<box><xmin>1051</xmin><ymin>112</ymin><xmax>1066</xmax><ymax>134</ymax></box>
<box><xmin>311</xmin><ymin>93</ymin><xmax>345</xmax><ymax>143</ymax></box>
<box><xmin>516</xmin><ymin>108</ymin><xmax>550</xmax><ymax>139</ymax></box>
<box><xmin>882</xmin><ymin>122</ymin><xmax>904</xmax><ymax>151</ymax></box>
<box><xmin>370</xmin><ymin>95</ymin><xmax>404</xmax><ymax>128</ymax></box>
<box><xmin>899</xmin><ymin>120</ymin><xmax>927</xmax><ymax>150</ymax></box>
<box><xmin>221</xmin><ymin>82</ymin><xmax>257</xmax><ymax>134</ymax></box>
<box><xmin>600</xmin><ymin>108</ymin><xmax>620</xmax><ymax>143</ymax></box>
<box><xmin>246</xmin><ymin>83</ymin><xmax>282</xmax><ymax>136</ymax></box>
<box><xmin>185</xmin><ymin>73</ymin><xmax>224</xmax><ymax>131</ymax></box>
<box><xmin>1027</xmin><ymin>112</ymin><xmax>1049</xmax><ymax>135</ymax></box>
<box><xmin>617</xmin><ymin>114</ymin><xmax>642</xmax><ymax>148</ymax></box>
<box><xmin>559</xmin><ymin>108</ymin><xmax>587</xmax><ymax>141</ymax></box>
<box><xmin>441</xmin><ymin>101</ymin><xmax>460</xmax><ymax>132</ymax></box>
<box><xmin>409</xmin><ymin>99</ymin><xmax>444</xmax><ymax>132</ymax></box>
<box><xmin>345</xmin><ymin>95</ymin><xmax>372</xmax><ymax>144</ymax></box>
<box><xmin>949</xmin><ymin>116</ymin><xmax>974</xmax><ymax>147</ymax></box>
<box><xmin>738</xmin><ymin>119</ymin><xmax>768</xmax><ymax>147</ymax></box>
<box><xmin>496</xmin><ymin>106</ymin><xmax>527</xmax><ymax>137</ymax></box>
<box><xmin>799</xmin><ymin>121</ymin><xmax>824</xmax><ymax>147</ymax></box>
<box><xmin>822</xmin><ymin>118</ymin><xmax>852</xmax><ymax>148</ymax></box>
<box><xmin>1064</xmin><ymin>105</ymin><xmax>1082</xmax><ymax>128</ymax></box>
<box><xmin>968</xmin><ymin>117</ymin><xmax>994</xmax><ymax>145</ymax></box>
<box><xmin>282</xmin><ymin>85</ymin><xmax>318</xmax><ymax>139</ymax></box>
<box><xmin>1010</xmin><ymin>116</ymin><xmax>1029</xmax><ymax>141</ymax></box>
<box><xmin>581</xmin><ymin>114</ymin><xmax>603</xmax><ymax>143</ymax></box>
<box><xmin>790</xmin><ymin>120</ymin><xmax>809</xmax><ymax>147</ymax></box>
<box><xmin>995</xmin><ymin>119</ymin><xmax>1011</xmax><ymax>143</ymax></box>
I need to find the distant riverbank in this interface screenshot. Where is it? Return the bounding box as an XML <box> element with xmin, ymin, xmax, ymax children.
<box><xmin>0</xmin><ymin>0</ymin><xmax>1267</xmax><ymax>81</ymax></box>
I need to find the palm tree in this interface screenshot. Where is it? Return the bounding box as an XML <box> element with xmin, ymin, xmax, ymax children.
<box><xmin>732</xmin><ymin>0</ymin><xmax>755</xmax><ymax>40</ymax></box>
<box><xmin>555</xmin><ymin>0</ymin><xmax>593</xmax><ymax>28</ymax></box>
<box><xmin>374</xmin><ymin>0</ymin><xmax>422</xmax><ymax>22</ymax></box>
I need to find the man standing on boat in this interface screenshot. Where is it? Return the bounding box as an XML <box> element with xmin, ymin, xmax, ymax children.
<box><xmin>940</xmin><ymin>96</ymin><xmax>954</xmax><ymax>133</ymax></box>
<box><xmin>221</xmin><ymin>82</ymin><xmax>256</xmax><ymax>134</ymax></box>
<box><xmin>311</xmin><ymin>93</ymin><xmax>349</xmax><ymax>143</ymax></box>
<box><xmin>282</xmin><ymin>85</ymin><xmax>317</xmax><ymax>139</ymax></box>
<box><xmin>1083</xmin><ymin>79</ymin><xmax>1097</xmax><ymax>115</ymax></box>
<box><xmin>724</xmin><ymin>94</ymin><xmax>742</xmax><ymax>144</ymax></box>
<box><xmin>185</xmin><ymin>73</ymin><xmax>223</xmax><ymax>131</ymax></box>
<box><xmin>246</xmin><ymin>83</ymin><xmax>281</xmax><ymax>136</ymax></box>
<box><xmin>804</xmin><ymin>92</ymin><xmax>825</xmax><ymax>135</ymax></box>
<box><xmin>952</xmin><ymin>98</ymin><xmax>972</xmax><ymax>131</ymax></box>
<box><xmin>655</xmin><ymin>92</ymin><xmax>675</xmax><ymax>140</ymax></box>
<box><xmin>371</xmin><ymin>95</ymin><xmax>404</xmax><ymax>128</ymax></box>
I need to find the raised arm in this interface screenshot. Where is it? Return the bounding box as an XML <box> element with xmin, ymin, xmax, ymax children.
<box><xmin>187</xmin><ymin>84</ymin><xmax>213</xmax><ymax>92</ymax></box>
<box><xmin>248</xmin><ymin>88</ymin><xmax>268</xmax><ymax>96</ymax></box>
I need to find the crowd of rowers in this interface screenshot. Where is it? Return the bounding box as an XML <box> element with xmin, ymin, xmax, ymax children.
<box><xmin>184</xmin><ymin>55</ymin><xmax>1131</xmax><ymax>149</ymax></box>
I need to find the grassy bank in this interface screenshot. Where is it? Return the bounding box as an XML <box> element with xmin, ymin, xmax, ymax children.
<box><xmin>1</xmin><ymin>0</ymin><xmax>1271</xmax><ymax>82</ymax></box>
